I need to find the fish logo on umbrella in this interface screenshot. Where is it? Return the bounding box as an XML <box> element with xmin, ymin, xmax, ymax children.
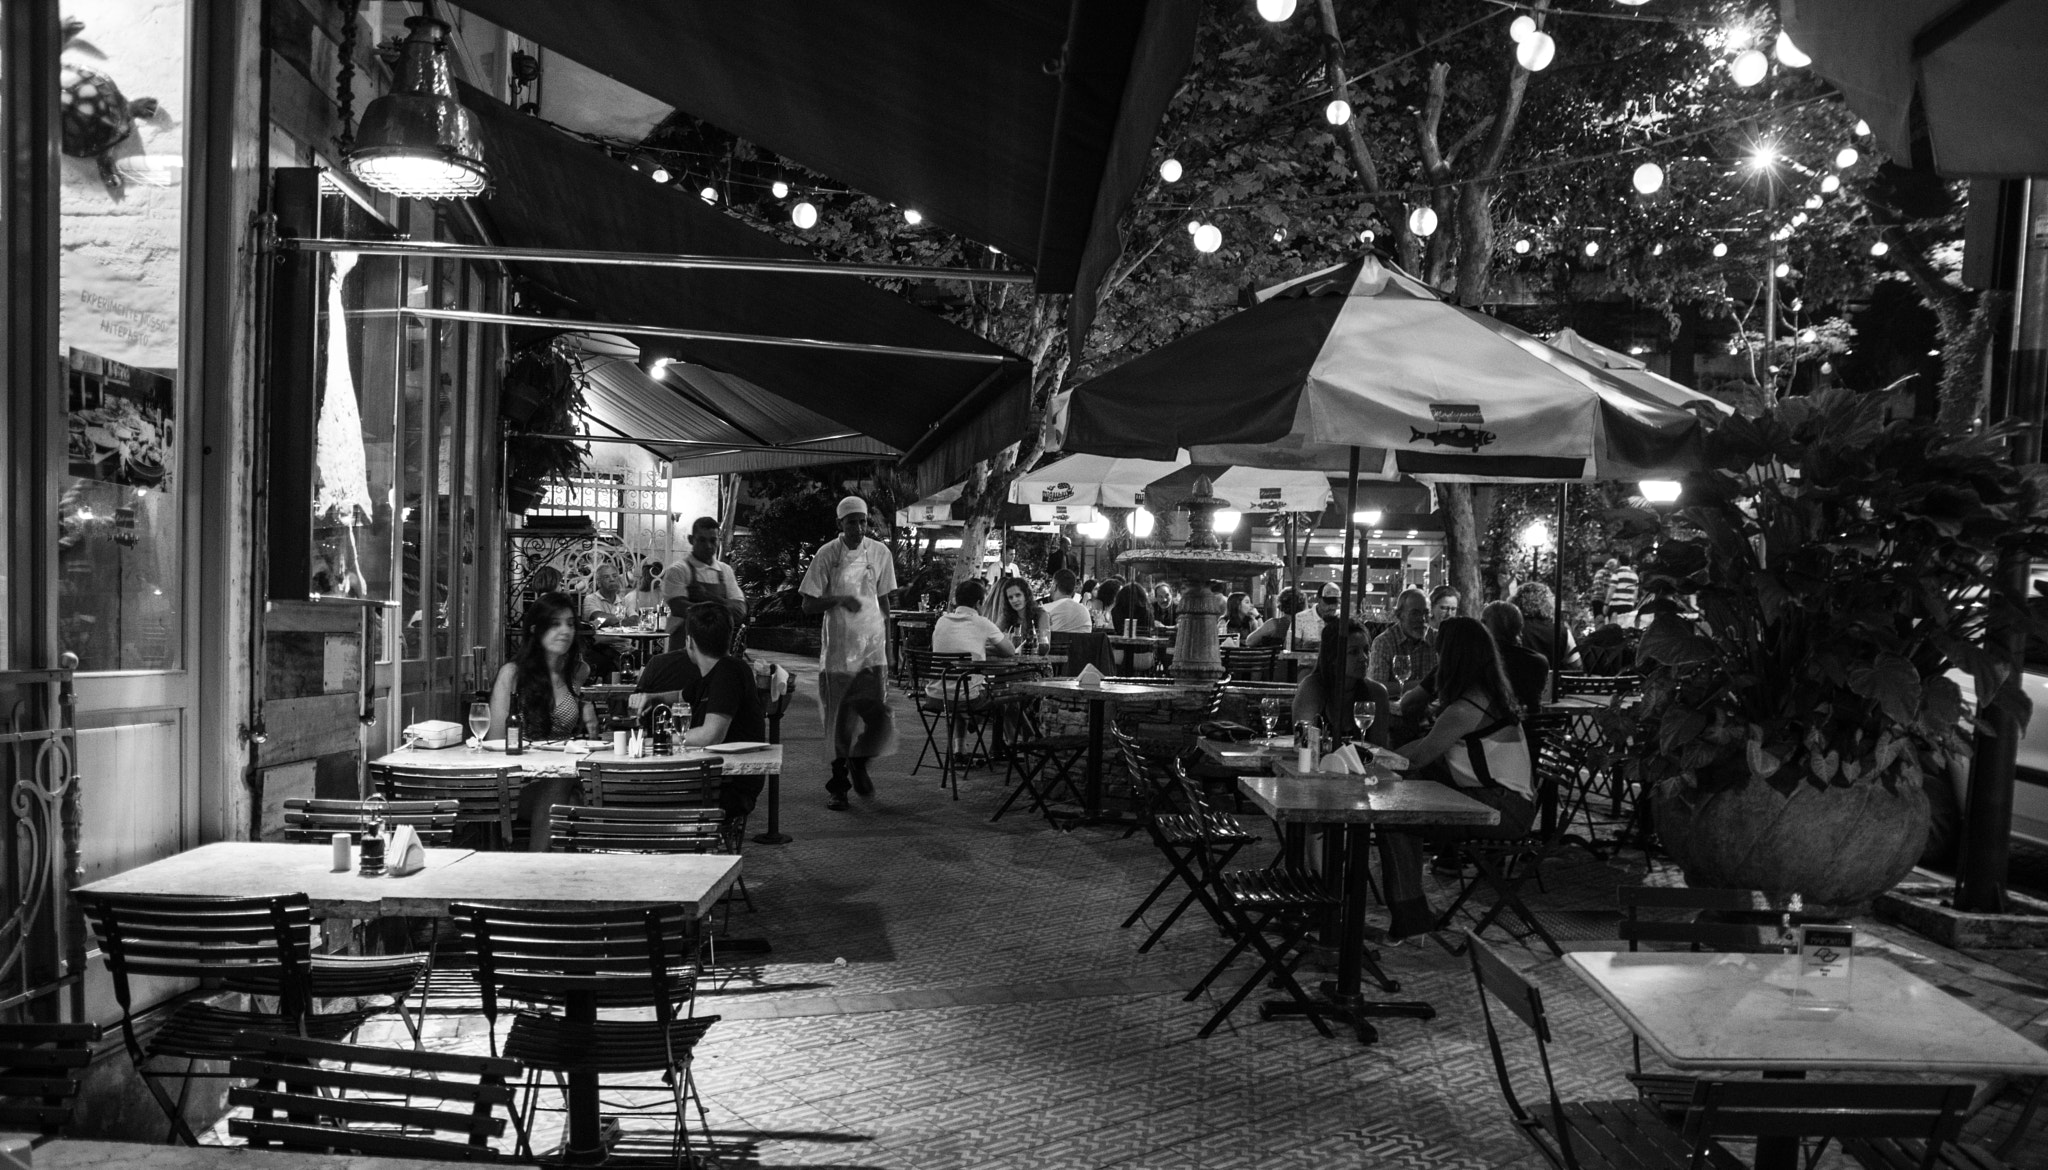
<box><xmin>1409</xmin><ymin>425</ymin><xmax>1497</xmax><ymax>451</ymax></box>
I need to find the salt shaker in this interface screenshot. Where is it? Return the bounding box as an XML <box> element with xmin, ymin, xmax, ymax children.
<box><xmin>330</xmin><ymin>832</ymin><xmax>351</xmax><ymax>873</ymax></box>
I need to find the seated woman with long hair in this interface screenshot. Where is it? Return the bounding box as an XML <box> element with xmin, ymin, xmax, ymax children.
<box><xmin>488</xmin><ymin>593</ymin><xmax>598</xmax><ymax>851</ymax></box>
<box><xmin>1291</xmin><ymin>618</ymin><xmax>1388</xmax><ymax>739</ymax></box>
<box><xmin>1376</xmin><ymin>616</ymin><xmax>1537</xmax><ymax>939</ymax></box>
<box><xmin>991</xmin><ymin>575</ymin><xmax>1048</xmax><ymax>649</ymax></box>
<box><xmin>1223</xmin><ymin>591</ymin><xmax>1259</xmax><ymax>638</ymax></box>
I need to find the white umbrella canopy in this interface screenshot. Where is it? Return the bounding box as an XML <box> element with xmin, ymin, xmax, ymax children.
<box><xmin>1011</xmin><ymin>452</ymin><xmax>1334</xmax><ymax>515</ymax></box>
<box><xmin>1547</xmin><ymin>328</ymin><xmax>1733</xmax><ymax>416</ymax></box>
<box><xmin>1008</xmin><ymin>453</ymin><xmax>1186</xmax><ymax>510</ymax></box>
<box><xmin>897</xmin><ymin>484</ymin><xmax>963</xmax><ymax>528</ymax></box>
<box><xmin>1062</xmin><ymin>256</ymin><xmax>1709</xmax><ymax>484</ymax></box>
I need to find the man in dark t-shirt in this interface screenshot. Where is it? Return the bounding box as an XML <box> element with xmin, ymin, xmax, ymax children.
<box><xmin>635</xmin><ymin>602</ymin><xmax>767</xmax><ymax>813</ymax></box>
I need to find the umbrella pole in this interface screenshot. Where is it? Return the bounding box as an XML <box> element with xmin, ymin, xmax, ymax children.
<box><xmin>1552</xmin><ymin>482</ymin><xmax>1569</xmax><ymax>693</ymax></box>
<box><xmin>1336</xmin><ymin>447</ymin><xmax>1361</xmax><ymax>735</ymax></box>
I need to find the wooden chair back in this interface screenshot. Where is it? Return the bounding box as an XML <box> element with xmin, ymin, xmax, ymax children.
<box><xmin>371</xmin><ymin>764</ymin><xmax>516</xmax><ymax>848</ymax></box>
<box><xmin>1464</xmin><ymin>933</ymin><xmax>1571</xmax><ymax>1153</ymax></box>
<box><xmin>1618</xmin><ymin>885</ymin><xmax>1806</xmax><ymax>951</ymax></box>
<box><xmin>449</xmin><ymin>902</ymin><xmax>701</xmax><ymax>1016</ymax></box>
<box><xmin>1678</xmin><ymin>1079</ymin><xmax>1970</xmax><ymax>1170</ymax></box>
<box><xmin>0</xmin><ymin>1022</ymin><xmax>101</xmax><ymax>1145</ymax></box>
<box><xmin>79</xmin><ymin>892</ymin><xmax>315</xmax><ymax>1021</ymax></box>
<box><xmin>579</xmin><ymin>756</ymin><xmax>724</xmax><ymax>809</ymax></box>
<box><xmin>281</xmin><ymin>798</ymin><xmax>459</xmax><ymax>844</ymax></box>
<box><xmin>907</xmin><ymin>648</ymin><xmax>970</xmax><ymax>691</ymax></box>
<box><xmin>548</xmin><ymin>804</ymin><xmax>724</xmax><ymax>855</ymax></box>
<box><xmin>227</xmin><ymin>1032</ymin><xmax>521</xmax><ymax>1161</ymax></box>
<box><xmin>1219</xmin><ymin>645</ymin><xmax>1280</xmax><ymax>681</ymax></box>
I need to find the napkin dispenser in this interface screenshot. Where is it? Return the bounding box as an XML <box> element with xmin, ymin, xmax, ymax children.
<box><xmin>387</xmin><ymin>824</ymin><xmax>427</xmax><ymax>876</ymax></box>
<box><xmin>1076</xmin><ymin>664</ymin><xmax>1106</xmax><ymax>688</ymax></box>
<box><xmin>403</xmin><ymin>719</ymin><xmax>465</xmax><ymax>749</ymax></box>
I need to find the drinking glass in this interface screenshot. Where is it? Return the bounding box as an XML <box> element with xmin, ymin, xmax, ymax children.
<box><xmin>1352</xmin><ymin>700</ymin><xmax>1375</xmax><ymax>742</ymax></box>
<box><xmin>468</xmin><ymin>701</ymin><xmax>492</xmax><ymax>748</ymax></box>
<box><xmin>1391</xmin><ymin>652</ymin><xmax>1414</xmax><ymax>689</ymax></box>
<box><xmin>1259</xmin><ymin>698</ymin><xmax>1289</xmax><ymax>739</ymax></box>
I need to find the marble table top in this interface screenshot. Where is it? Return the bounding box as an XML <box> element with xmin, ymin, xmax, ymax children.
<box><xmin>1016</xmin><ymin>679</ymin><xmax>1175</xmax><ymax>701</ymax></box>
<box><xmin>1196</xmin><ymin>738</ymin><xmax>1288</xmax><ymax>773</ymax></box>
<box><xmin>77</xmin><ymin>842</ymin><xmax>740</xmax><ymax>920</ymax></box>
<box><xmin>1563</xmin><ymin>950</ymin><xmax>2048</xmax><ymax>1075</ymax></box>
<box><xmin>1236</xmin><ymin>775</ymin><xmax>1499</xmax><ymax>827</ymax></box>
<box><xmin>373</xmin><ymin>743</ymin><xmax>782</xmax><ymax>776</ymax></box>
<box><xmin>37</xmin><ymin>1139</ymin><xmax>482</xmax><ymax>1170</ymax></box>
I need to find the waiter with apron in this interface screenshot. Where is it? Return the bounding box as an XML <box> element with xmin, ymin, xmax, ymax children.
<box><xmin>800</xmin><ymin>496</ymin><xmax>899</xmax><ymax>810</ymax></box>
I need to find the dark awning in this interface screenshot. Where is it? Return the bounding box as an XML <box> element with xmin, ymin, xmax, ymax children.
<box><xmin>455</xmin><ymin>0</ymin><xmax>1201</xmax><ymax>349</ymax></box>
<box><xmin>459</xmin><ymin>84</ymin><xmax>1030</xmax><ymax>491</ymax></box>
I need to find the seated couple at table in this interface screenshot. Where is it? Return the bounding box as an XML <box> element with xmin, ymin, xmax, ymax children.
<box><xmin>1294</xmin><ymin>616</ymin><xmax>1537</xmax><ymax>941</ymax></box>
<box><xmin>487</xmin><ymin>594</ymin><xmax>761</xmax><ymax>850</ymax></box>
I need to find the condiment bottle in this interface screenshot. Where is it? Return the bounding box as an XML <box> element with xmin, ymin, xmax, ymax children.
<box><xmin>359</xmin><ymin>817</ymin><xmax>386</xmax><ymax>876</ymax></box>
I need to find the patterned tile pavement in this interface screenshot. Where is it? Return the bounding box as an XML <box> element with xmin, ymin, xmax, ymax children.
<box><xmin>298</xmin><ymin>651</ymin><xmax>2048</xmax><ymax>1168</ymax></box>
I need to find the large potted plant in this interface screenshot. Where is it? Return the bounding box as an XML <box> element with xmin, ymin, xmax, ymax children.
<box><xmin>1603</xmin><ymin>388</ymin><xmax>2048</xmax><ymax>914</ymax></box>
<box><xmin>501</xmin><ymin>338</ymin><xmax>591</xmax><ymax>513</ymax></box>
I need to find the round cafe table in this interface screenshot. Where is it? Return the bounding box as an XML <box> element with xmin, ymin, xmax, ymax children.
<box><xmin>1013</xmin><ymin>678</ymin><xmax>1175</xmax><ymax>822</ymax></box>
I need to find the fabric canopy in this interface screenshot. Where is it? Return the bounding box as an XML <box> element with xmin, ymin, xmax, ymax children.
<box><xmin>1782</xmin><ymin>0</ymin><xmax>2048</xmax><ymax>177</ymax></box>
<box><xmin>1140</xmin><ymin>464</ymin><xmax>1334</xmax><ymax>515</ymax></box>
<box><xmin>1546</xmin><ymin>329</ymin><xmax>1732</xmax><ymax>415</ymax></box>
<box><xmin>457</xmin><ymin>84</ymin><xmax>1029</xmax><ymax>492</ymax></box>
<box><xmin>458</xmin><ymin>0</ymin><xmax>1201</xmax><ymax>350</ymax></box>
<box><xmin>572</xmin><ymin>336</ymin><xmax>896</xmax><ymax>476</ymax></box>
<box><xmin>1062</xmin><ymin>257</ymin><xmax>1708</xmax><ymax>483</ymax></box>
<box><xmin>1008</xmin><ymin>453</ymin><xmax>1185</xmax><ymax>510</ymax></box>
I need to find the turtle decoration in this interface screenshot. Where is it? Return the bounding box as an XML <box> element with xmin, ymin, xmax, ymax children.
<box><xmin>59</xmin><ymin>18</ymin><xmax>160</xmax><ymax>193</ymax></box>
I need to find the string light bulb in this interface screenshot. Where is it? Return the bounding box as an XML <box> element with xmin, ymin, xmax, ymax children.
<box><xmin>1325</xmin><ymin>99</ymin><xmax>1352</xmax><ymax>126</ymax></box>
<box><xmin>1820</xmin><ymin>174</ymin><xmax>1841</xmax><ymax>194</ymax></box>
<box><xmin>1855</xmin><ymin>119</ymin><xmax>1871</xmax><ymax>136</ymax></box>
<box><xmin>1160</xmin><ymin>158</ymin><xmax>1183</xmax><ymax>183</ymax></box>
<box><xmin>1584</xmin><ymin>240</ymin><xmax>1601</xmax><ymax>257</ymax></box>
<box><xmin>1774</xmin><ymin>261</ymin><xmax>1790</xmax><ymax>277</ymax></box>
<box><xmin>1359</xmin><ymin>229</ymin><xmax>1375</xmax><ymax>243</ymax></box>
<box><xmin>1870</xmin><ymin>240</ymin><xmax>1889</xmax><ymax>256</ymax></box>
<box><xmin>903</xmin><ymin>208</ymin><xmax>923</xmax><ymax>225</ymax></box>
<box><xmin>1187</xmin><ymin>220</ymin><xmax>1202</xmax><ymax>235</ymax></box>
<box><xmin>1513</xmin><ymin>238</ymin><xmax>1531</xmax><ymax>254</ymax></box>
<box><xmin>791</xmin><ymin>201</ymin><xmax>818</xmax><ymax>229</ymax></box>
<box><xmin>1804</xmin><ymin>195</ymin><xmax>1822</xmax><ymax>209</ymax></box>
<box><xmin>699</xmin><ymin>186</ymin><xmax>718</xmax><ymax>203</ymax></box>
<box><xmin>1509</xmin><ymin>14</ymin><xmax>1536</xmax><ymax>42</ymax></box>
<box><xmin>1193</xmin><ymin>223</ymin><xmax>1223</xmax><ymax>253</ymax></box>
<box><xmin>1632</xmin><ymin>161</ymin><xmax>1665</xmax><ymax>195</ymax></box>
<box><xmin>649</xmin><ymin>164</ymin><xmax>670</xmax><ymax>184</ymax></box>
<box><xmin>1516</xmin><ymin>31</ymin><xmax>1556</xmax><ymax>72</ymax></box>
<box><xmin>1651</xmin><ymin>242</ymin><xmax>1665</xmax><ymax>256</ymax></box>
<box><xmin>1749</xmin><ymin>145</ymin><xmax>1779</xmax><ymax>170</ymax></box>
<box><xmin>771</xmin><ymin>180</ymin><xmax>789</xmax><ymax>198</ymax></box>
<box><xmin>1774</xmin><ymin>31</ymin><xmax>1811</xmax><ymax>67</ymax></box>
<box><xmin>1408</xmin><ymin>206</ymin><xmax>1439</xmax><ymax>237</ymax></box>
<box><xmin>1730</xmin><ymin>49</ymin><xmax>1769</xmax><ymax>87</ymax></box>
<box><xmin>1712</xmin><ymin>241</ymin><xmax>1729</xmax><ymax>257</ymax></box>
<box><xmin>1256</xmin><ymin>0</ymin><xmax>1297</xmax><ymax>20</ymax></box>
<box><xmin>1835</xmin><ymin>146</ymin><xmax>1859</xmax><ymax>168</ymax></box>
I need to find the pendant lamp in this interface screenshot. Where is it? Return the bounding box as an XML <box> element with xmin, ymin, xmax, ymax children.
<box><xmin>349</xmin><ymin>15</ymin><xmax>489</xmax><ymax>200</ymax></box>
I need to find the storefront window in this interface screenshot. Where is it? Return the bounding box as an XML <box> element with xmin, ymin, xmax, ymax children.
<box><xmin>57</xmin><ymin>0</ymin><xmax>189</xmax><ymax>672</ymax></box>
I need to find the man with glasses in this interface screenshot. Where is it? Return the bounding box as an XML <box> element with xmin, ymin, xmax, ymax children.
<box><xmin>662</xmin><ymin>517</ymin><xmax>747</xmax><ymax>641</ymax></box>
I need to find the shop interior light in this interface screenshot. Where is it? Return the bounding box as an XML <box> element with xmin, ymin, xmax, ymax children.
<box><xmin>349</xmin><ymin>16</ymin><xmax>490</xmax><ymax>200</ymax></box>
<box><xmin>1132</xmin><ymin>509</ymin><xmax>1155</xmax><ymax>538</ymax></box>
<box><xmin>1351</xmin><ymin>509</ymin><xmax>1382</xmax><ymax>527</ymax></box>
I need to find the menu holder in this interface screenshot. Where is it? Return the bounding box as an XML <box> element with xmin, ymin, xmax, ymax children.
<box><xmin>1798</xmin><ymin>924</ymin><xmax>1854</xmax><ymax>987</ymax></box>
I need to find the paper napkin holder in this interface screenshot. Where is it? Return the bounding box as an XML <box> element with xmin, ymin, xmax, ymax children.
<box><xmin>1076</xmin><ymin>664</ymin><xmax>1106</xmax><ymax>688</ymax></box>
<box><xmin>387</xmin><ymin>824</ymin><xmax>427</xmax><ymax>877</ymax></box>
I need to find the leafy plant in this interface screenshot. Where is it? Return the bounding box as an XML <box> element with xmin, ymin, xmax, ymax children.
<box><xmin>1602</xmin><ymin>387</ymin><xmax>2048</xmax><ymax>801</ymax></box>
<box><xmin>501</xmin><ymin>337</ymin><xmax>591</xmax><ymax>495</ymax></box>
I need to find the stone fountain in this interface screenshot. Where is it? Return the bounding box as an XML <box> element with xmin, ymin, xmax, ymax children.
<box><xmin>1116</xmin><ymin>477</ymin><xmax>1282</xmax><ymax>680</ymax></box>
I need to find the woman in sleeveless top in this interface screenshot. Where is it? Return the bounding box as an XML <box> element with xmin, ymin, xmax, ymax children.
<box><xmin>1378</xmin><ymin>616</ymin><xmax>1537</xmax><ymax>940</ymax></box>
<box><xmin>489</xmin><ymin>593</ymin><xmax>598</xmax><ymax>851</ymax></box>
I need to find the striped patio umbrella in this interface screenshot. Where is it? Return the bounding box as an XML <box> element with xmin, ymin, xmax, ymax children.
<box><xmin>1546</xmin><ymin>328</ymin><xmax>1732</xmax><ymax>416</ymax></box>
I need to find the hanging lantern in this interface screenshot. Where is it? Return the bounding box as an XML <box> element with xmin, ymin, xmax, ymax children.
<box><xmin>1407</xmin><ymin>206</ymin><xmax>1438</xmax><ymax>237</ymax></box>
<box><xmin>1632</xmin><ymin>161</ymin><xmax>1664</xmax><ymax>195</ymax></box>
<box><xmin>1515</xmin><ymin>31</ymin><xmax>1556</xmax><ymax>72</ymax></box>
<box><xmin>348</xmin><ymin>17</ymin><xmax>490</xmax><ymax>200</ymax></box>
<box><xmin>1132</xmin><ymin>510</ymin><xmax>1156</xmax><ymax>538</ymax></box>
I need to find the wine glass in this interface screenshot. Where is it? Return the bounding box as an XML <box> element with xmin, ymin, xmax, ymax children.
<box><xmin>1391</xmin><ymin>651</ymin><xmax>1414</xmax><ymax>690</ymax></box>
<box><xmin>468</xmin><ymin>701</ymin><xmax>491</xmax><ymax>749</ymax></box>
<box><xmin>1259</xmin><ymin>698</ymin><xmax>1289</xmax><ymax>740</ymax></box>
<box><xmin>1352</xmin><ymin>700</ymin><xmax>1375</xmax><ymax>743</ymax></box>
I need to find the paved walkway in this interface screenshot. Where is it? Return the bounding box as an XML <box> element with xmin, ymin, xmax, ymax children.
<box><xmin>340</xmin><ymin>650</ymin><xmax>2048</xmax><ymax>1169</ymax></box>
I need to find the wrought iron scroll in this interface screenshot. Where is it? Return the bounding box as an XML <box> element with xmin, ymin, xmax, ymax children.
<box><xmin>0</xmin><ymin>664</ymin><xmax>83</xmax><ymax>1021</ymax></box>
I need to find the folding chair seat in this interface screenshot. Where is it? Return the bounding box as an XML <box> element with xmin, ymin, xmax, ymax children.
<box><xmin>228</xmin><ymin>1032</ymin><xmax>524</xmax><ymax>1160</ymax></box>
<box><xmin>78</xmin><ymin>891</ymin><xmax>405</xmax><ymax>1145</ymax></box>
<box><xmin>1112</xmin><ymin>729</ymin><xmax>1258</xmax><ymax>953</ymax></box>
<box><xmin>0</xmin><ymin>1023</ymin><xmax>102</xmax><ymax>1146</ymax></box>
<box><xmin>1435</xmin><ymin>730</ymin><xmax>1598</xmax><ymax>958</ymax></box>
<box><xmin>1464</xmin><ymin>934</ymin><xmax>1748</xmax><ymax>1170</ymax></box>
<box><xmin>372</xmin><ymin>764</ymin><xmax>517</xmax><ymax>849</ymax></box>
<box><xmin>450</xmin><ymin>901</ymin><xmax>719</xmax><ymax>1166</ymax></box>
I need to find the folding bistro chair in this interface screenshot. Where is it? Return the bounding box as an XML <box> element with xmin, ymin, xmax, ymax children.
<box><xmin>0</xmin><ymin>1022</ymin><xmax>102</xmax><ymax>1145</ymax></box>
<box><xmin>580</xmin><ymin>757</ymin><xmax>751</xmax><ymax>911</ymax></box>
<box><xmin>1219</xmin><ymin>645</ymin><xmax>1280</xmax><ymax>681</ymax></box>
<box><xmin>1684</xmin><ymin>1079</ymin><xmax>1973</xmax><ymax>1170</ymax></box>
<box><xmin>450</xmin><ymin>901</ymin><xmax>720</xmax><ymax>1168</ymax></box>
<box><xmin>228</xmin><ymin>1032</ymin><xmax>525</xmax><ymax>1160</ymax></box>
<box><xmin>990</xmin><ymin>689</ymin><xmax>1088</xmax><ymax>823</ymax></box>
<box><xmin>373</xmin><ymin>764</ymin><xmax>518</xmax><ymax>849</ymax></box>
<box><xmin>907</xmin><ymin>648</ymin><xmax>971</xmax><ymax>779</ymax></box>
<box><xmin>1113</xmin><ymin>728</ymin><xmax>1257</xmax><ymax>954</ymax></box>
<box><xmin>1435</xmin><ymin>728</ymin><xmax>1598</xmax><ymax>958</ymax></box>
<box><xmin>78</xmin><ymin>891</ymin><xmax>405</xmax><ymax>1145</ymax></box>
<box><xmin>281</xmin><ymin>797</ymin><xmax>459</xmax><ymax>844</ymax></box>
<box><xmin>1464</xmin><ymin>933</ymin><xmax>1748</xmax><ymax>1170</ymax></box>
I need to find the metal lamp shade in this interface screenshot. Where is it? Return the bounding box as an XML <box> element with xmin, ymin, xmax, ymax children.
<box><xmin>349</xmin><ymin>17</ymin><xmax>489</xmax><ymax>200</ymax></box>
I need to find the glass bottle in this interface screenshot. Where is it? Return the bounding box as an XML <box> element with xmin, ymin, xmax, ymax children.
<box><xmin>505</xmin><ymin>705</ymin><xmax>524</xmax><ymax>755</ymax></box>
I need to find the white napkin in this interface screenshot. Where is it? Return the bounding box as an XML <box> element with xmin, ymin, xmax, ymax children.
<box><xmin>1370</xmin><ymin>746</ymin><xmax>1411</xmax><ymax>772</ymax></box>
<box><xmin>387</xmin><ymin>824</ymin><xmax>427</xmax><ymax>876</ymax></box>
<box><xmin>1076</xmin><ymin>664</ymin><xmax>1105</xmax><ymax>688</ymax></box>
<box><xmin>1320</xmin><ymin>744</ymin><xmax>1365</xmax><ymax>774</ymax></box>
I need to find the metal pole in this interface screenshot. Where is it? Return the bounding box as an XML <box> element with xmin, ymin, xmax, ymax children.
<box><xmin>352</xmin><ymin>306</ymin><xmax>1014</xmax><ymax>364</ymax></box>
<box><xmin>1552</xmin><ymin>482</ymin><xmax>1569</xmax><ymax>688</ymax></box>
<box><xmin>1765</xmin><ymin>182</ymin><xmax>1779</xmax><ymax>395</ymax></box>
<box><xmin>289</xmin><ymin>236</ymin><xmax>1039</xmax><ymax>285</ymax></box>
<box><xmin>1335</xmin><ymin>447</ymin><xmax>1361</xmax><ymax>731</ymax></box>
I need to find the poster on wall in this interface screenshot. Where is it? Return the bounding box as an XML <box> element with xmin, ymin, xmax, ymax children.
<box><xmin>66</xmin><ymin>347</ymin><xmax>174</xmax><ymax>490</ymax></box>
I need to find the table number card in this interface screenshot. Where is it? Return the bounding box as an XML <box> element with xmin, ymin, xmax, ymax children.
<box><xmin>1798</xmin><ymin>925</ymin><xmax>1855</xmax><ymax>982</ymax></box>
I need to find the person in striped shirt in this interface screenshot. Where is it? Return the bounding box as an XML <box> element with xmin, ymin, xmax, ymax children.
<box><xmin>1605</xmin><ymin>551</ymin><xmax>1640</xmax><ymax>617</ymax></box>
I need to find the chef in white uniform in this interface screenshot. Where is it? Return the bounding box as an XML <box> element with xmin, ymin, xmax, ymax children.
<box><xmin>800</xmin><ymin>495</ymin><xmax>899</xmax><ymax>809</ymax></box>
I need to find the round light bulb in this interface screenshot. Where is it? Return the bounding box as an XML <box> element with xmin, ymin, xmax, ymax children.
<box><xmin>1835</xmin><ymin>146</ymin><xmax>1859</xmax><ymax>169</ymax></box>
<box><xmin>1804</xmin><ymin>195</ymin><xmax>1823</xmax><ymax>209</ymax></box>
<box><xmin>1820</xmin><ymin>174</ymin><xmax>1841</xmax><ymax>194</ymax></box>
<box><xmin>1214</xmin><ymin>510</ymin><xmax>1242</xmax><ymax>532</ymax></box>
<box><xmin>1188</xmin><ymin>220</ymin><xmax>1202</xmax><ymax>235</ymax></box>
<box><xmin>1774</xmin><ymin>31</ymin><xmax>1811</xmax><ymax>67</ymax></box>
<box><xmin>791</xmin><ymin>201</ymin><xmax>818</xmax><ymax>229</ymax></box>
<box><xmin>1584</xmin><ymin>240</ymin><xmax>1601</xmax><ymax>257</ymax></box>
<box><xmin>771</xmin><ymin>180</ymin><xmax>789</xmax><ymax>198</ymax></box>
<box><xmin>1359</xmin><ymin>229</ymin><xmax>1376</xmax><ymax>243</ymax></box>
<box><xmin>1652</xmin><ymin>242</ymin><xmax>1666</xmax><ymax>256</ymax></box>
<box><xmin>1408</xmin><ymin>206</ymin><xmax>1439</xmax><ymax>237</ymax></box>
<box><xmin>1513</xmin><ymin>238</ymin><xmax>1531</xmax><ymax>254</ymax></box>
<box><xmin>1193</xmin><ymin>223</ymin><xmax>1223</xmax><ymax>253</ymax></box>
<box><xmin>1272</xmin><ymin>229</ymin><xmax>1284</xmax><ymax>242</ymax></box>
<box><xmin>1160</xmin><ymin>157</ymin><xmax>1183</xmax><ymax>183</ymax></box>
<box><xmin>1870</xmin><ymin>240</ymin><xmax>1889</xmax><ymax>257</ymax></box>
<box><xmin>903</xmin><ymin>208</ymin><xmax>923</xmax><ymax>225</ymax></box>
<box><xmin>1519</xmin><ymin>519</ymin><xmax>1551</xmax><ymax>550</ymax></box>
<box><xmin>1855</xmin><ymin>119</ymin><xmax>1871</xmax><ymax>136</ymax></box>
<box><xmin>1730</xmin><ymin>49</ymin><xmax>1769</xmax><ymax>87</ymax></box>
<box><xmin>1798</xmin><ymin>328</ymin><xmax>1817</xmax><ymax>344</ymax></box>
<box><xmin>699</xmin><ymin>186</ymin><xmax>718</xmax><ymax>203</ymax></box>
<box><xmin>1712</xmin><ymin>242</ymin><xmax>1729</xmax><ymax>257</ymax></box>
<box><xmin>1325</xmin><ymin>99</ymin><xmax>1352</xmax><ymax>126</ymax></box>
<box><xmin>1820</xmin><ymin>361</ymin><xmax>1834</xmax><ymax>375</ymax></box>
<box><xmin>1509</xmin><ymin>14</ymin><xmax>1536</xmax><ymax>43</ymax></box>
<box><xmin>649</xmin><ymin>166</ymin><xmax>670</xmax><ymax>184</ymax></box>
<box><xmin>1256</xmin><ymin>0</ymin><xmax>1297</xmax><ymax>21</ymax></box>
<box><xmin>1774</xmin><ymin>262</ymin><xmax>1790</xmax><ymax>277</ymax></box>
<box><xmin>1132</xmin><ymin>510</ymin><xmax>1155</xmax><ymax>538</ymax></box>
<box><xmin>1632</xmin><ymin>161</ymin><xmax>1665</xmax><ymax>195</ymax></box>
<box><xmin>1516</xmin><ymin>30</ymin><xmax>1556</xmax><ymax>72</ymax></box>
